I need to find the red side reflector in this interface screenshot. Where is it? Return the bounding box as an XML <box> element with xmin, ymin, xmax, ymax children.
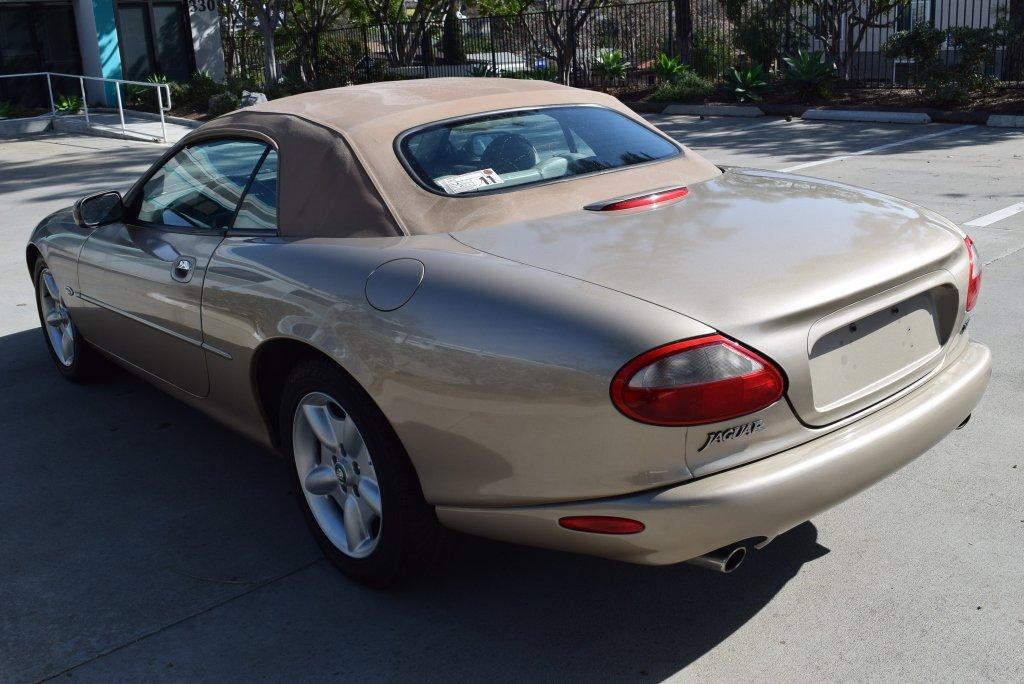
<box><xmin>964</xmin><ymin>235</ymin><xmax>982</xmax><ymax>311</ymax></box>
<box><xmin>588</xmin><ymin>186</ymin><xmax>689</xmax><ymax>212</ymax></box>
<box><xmin>558</xmin><ymin>516</ymin><xmax>646</xmax><ymax>535</ymax></box>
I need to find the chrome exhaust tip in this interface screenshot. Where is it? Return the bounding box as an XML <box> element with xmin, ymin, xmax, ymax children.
<box><xmin>686</xmin><ymin>545</ymin><xmax>747</xmax><ymax>573</ymax></box>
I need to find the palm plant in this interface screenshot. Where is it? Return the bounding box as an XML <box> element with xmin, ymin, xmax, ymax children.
<box><xmin>54</xmin><ymin>94</ymin><xmax>83</xmax><ymax>114</ymax></box>
<box><xmin>653</xmin><ymin>53</ymin><xmax>687</xmax><ymax>83</ymax></box>
<box><xmin>725</xmin><ymin>64</ymin><xmax>770</xmax><ymax>102</ymax></box>
<box><xmin>592</xmin><ymin>49</ymin><xmax>631</xmax><ymax>83</ymax></box>
<box><xmin>782</xmin><ymin>50</ymin><xmax>836</xmax><ymax>100</ymax></box>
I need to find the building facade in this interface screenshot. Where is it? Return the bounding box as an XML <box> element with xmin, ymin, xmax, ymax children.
<box><xmin>0</xmin><ymin>0</ymin><xmax>225</xmax><ymax>105</ymax></box>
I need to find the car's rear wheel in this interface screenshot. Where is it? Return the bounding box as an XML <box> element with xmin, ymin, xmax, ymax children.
<box><xmin>33</xmin><ymin>259</ymin><xmax>98</xmax><ymax>381</ymax></box>
<box><xmin>279</xmin><ymin>358</ymin><xmax>445</xmax><ymax>587</ymax></box>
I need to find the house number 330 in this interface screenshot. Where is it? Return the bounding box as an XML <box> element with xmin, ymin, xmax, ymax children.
<box><xmin>188</xmin><ymin>0</ymin><xmax>215</xmax><ymax>12</ymax></box>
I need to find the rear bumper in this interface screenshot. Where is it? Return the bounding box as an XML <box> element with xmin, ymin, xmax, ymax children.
<box><xmin>436</xmin><ymin>341</ymin><xmax>991</xmax><ymax>565</ymax></box>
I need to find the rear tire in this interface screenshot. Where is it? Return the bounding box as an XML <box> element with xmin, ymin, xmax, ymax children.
<box><xmin>33</xmin><ymin>259</ymin><xmax>100</xmax><ymax>382</ymax></box>
<box><xmin>279</xmin><ymin>357</ymin><xmax>446</xmax><ymax>587</ymax></box>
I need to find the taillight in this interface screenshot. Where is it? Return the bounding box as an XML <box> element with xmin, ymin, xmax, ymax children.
<box><xmin>965</xmin><ymin>235</ymin><xmax>982</xmax><ymax>311</ymax></box>
<box><xmin>610</xmin><ymin>335</ymin><xmax>785</xmax><ymax>427</ymax></box>
<box><xmin>585</xmin><ymin>186</ymin><xmax>689</xmax><ymax>212</ymax></box>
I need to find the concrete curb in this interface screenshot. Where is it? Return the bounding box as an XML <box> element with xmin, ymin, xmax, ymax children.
<box><xmin>663</xmin><ymin>104</ymin><xmax>764</xmax><ymax>117</ymax></box>
<box><xmin>0</xmin><ymin>115</ymin><xmax>53</xmax><ymax>138</ymax></box>
<box><xmin>987</xmin><ymin>114</ymin><xmax>1024</xmax><ymax>128</ymax></box>
<box><xmin>802</xmin><ymin>109</ymin><xmax>932</xmax><ymax>124</ymax></box>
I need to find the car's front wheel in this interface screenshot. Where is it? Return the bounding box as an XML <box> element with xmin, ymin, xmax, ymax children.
<box><xmin>279</xmin><ymin>358</ymin><xmax>446</xmax><ymax>587</ymax></box>
<box><xmin>33</xmin><ymin>259</ymin><xmax>98</xmax><ymax>381</ymax></box>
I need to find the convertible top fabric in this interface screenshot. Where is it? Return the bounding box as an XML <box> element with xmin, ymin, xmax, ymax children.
<box><xmin>193</xmin><ymin>79</ymin><xmax>721</xmax><ymax>237</ymax></box>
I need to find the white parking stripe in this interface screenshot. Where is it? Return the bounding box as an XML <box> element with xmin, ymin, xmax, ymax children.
<box><xmin>964</xmin><ymin>201</ymin><xmax>1024</xmax><ymax>227</ymax></box>
<box><xmin>780</xmin><ymin>125</ymin><xmax>974</xmax><ymax>173</ymax></box>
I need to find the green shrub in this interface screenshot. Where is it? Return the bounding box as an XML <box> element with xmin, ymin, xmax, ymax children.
<box><xmin>690</xmin><ymin>29</ymin><xmax>734</xmax><ymax>79</ymax></box>
<box><xmin>653</xmin><ymin>53</ymin><xmax>687</xmax><ymax>83</ymax></box>
<box><xmin>504</xmin><ymin>67</ymin><xmax>558</xmax><ymax>81</ymax></box>
<box><xmin>725</xmin><ymin>64</ymin><xmax>770</xmax><ymax>102</ymax></box>
<box><xmin>882</xmin><ymin>23</ymin><xmax>1000</xmax><ymax>105</ymax></box>
<box><xmin>0</xmin><ymin>101</ymin><xmax>13</xmax><ymax>118</ymax></box>
<box><xmin>651</xmin><ymin>70</ymin><xmax>715</xmax><ymax>101</ymax></box>
<box><xmin>469</xmin><ymin>63</ymin><xmax>497</xmax><ymax>77</ymax></box>
<box><xmin>592</xmin><ymin>49</ymin><xmax>630</xmax><ymax>82</ymax></box>
<box><xmin>782</xmin><ymin>50</ymin><xmax>836</xmax><ymax>101</ymax></box>
<box><xmin>207</xmin><ymin>92</ymin><xmax>239</xmax><ymax>117</ymax></box>
<box><xmin>54</xmin><ymin>94</ymin><xmax>83</xmax><ymax>114</ymax></box>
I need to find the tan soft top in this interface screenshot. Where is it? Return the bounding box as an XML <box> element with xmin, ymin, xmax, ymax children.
<box><xmin>198</xmin><ymin>78</ymin><xmax>720</xmax><ymax>238</ymax></box>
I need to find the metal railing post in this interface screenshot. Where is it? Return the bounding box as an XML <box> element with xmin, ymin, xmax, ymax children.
<box><xmin>115</xmin><ymin>82</ymin><xmax>126</xmax><ymax>137</ymax></box>
<box><xmin>45</xmin><ymin>73</ymin><xmax>56</xmax><ymax>118</ymax></box>
<box><xmin>157</xmin><ymin>85</ymin><xmax>167</xmax><ymax>143</ymax></box>
<box><xmin>79</xmin><ymin>76</ymin><xmax>90</xmax><ymax>123</ymax></box>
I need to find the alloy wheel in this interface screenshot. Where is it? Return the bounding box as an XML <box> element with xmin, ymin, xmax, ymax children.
<box><xmin>292</xmin><ymin>391</ymin><xmax>383</xmax><ymax>558</ymax></box>
<box><xmin>38</xmin><ymin>268</ymin><xmax>75</xmax><ymax>367</ymax></box>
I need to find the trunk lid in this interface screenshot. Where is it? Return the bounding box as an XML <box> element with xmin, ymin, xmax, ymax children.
<box><xmin>453</xmin><ymin>169</ymin><xmax>967</xmax><ymax>426</ymax></box>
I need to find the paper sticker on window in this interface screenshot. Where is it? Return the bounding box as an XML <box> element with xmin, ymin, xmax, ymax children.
<box><xmin>435</xmin><ymin>168</ymin><xmax>504</xmax><ymax>194</ymax></box>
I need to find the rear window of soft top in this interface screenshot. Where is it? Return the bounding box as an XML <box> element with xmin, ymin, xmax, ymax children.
<box><xmin>397</xmin><ymin>105</ymin><xmax>680</xmax><ymax>196</ymax></box>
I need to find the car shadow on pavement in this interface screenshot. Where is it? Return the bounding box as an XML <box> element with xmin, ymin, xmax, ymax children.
<box><xmin>0</xmin><ymin>326</ymin><xmax>830</xmax><ymax>681</ymax></box>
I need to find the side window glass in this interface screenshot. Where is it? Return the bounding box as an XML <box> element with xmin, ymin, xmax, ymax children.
<box><xmin>138</xmin><ymin>139</ymin><xmax>267</xmax><ymax>230</ymax></box>
<box><xmin>233</xmin><ymin>149</ymin><xmax>278</xmax><ymax>231</ymax></box>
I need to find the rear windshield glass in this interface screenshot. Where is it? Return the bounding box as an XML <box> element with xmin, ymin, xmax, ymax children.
<box><xmin>398</xmin><ymin>106</ymin><xmax>680</xmax><ymax>196</ymax></box>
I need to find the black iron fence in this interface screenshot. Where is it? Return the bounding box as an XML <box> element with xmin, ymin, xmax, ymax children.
<box><xmin>223</xmin><ymin>0</ymin><xmax>1024</xmax><ymax>92</ymax></box>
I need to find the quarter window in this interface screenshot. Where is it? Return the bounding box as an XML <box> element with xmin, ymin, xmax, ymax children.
<box><xmin>233</xmin><ymin>149</ymin><xmax>278</xmax><ymax>231</ymax></box>
<box><xmin>138</xmin><ymin>139</ymin><xmax>268</xmax><ymax>230</ymax></box>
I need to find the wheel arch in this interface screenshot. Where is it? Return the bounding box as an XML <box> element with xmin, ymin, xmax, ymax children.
<box><xmin>251</xmin><ymin>337</ymin><xmax>384</xmax><ymax>453</ymax></box>
<box><xmin>26</xmin><ymin>243</ymin><xmax>42</xmax><ymax>276</ymax></box>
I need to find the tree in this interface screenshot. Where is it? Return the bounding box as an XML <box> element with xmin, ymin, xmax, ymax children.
<box><xmin>350</xmin><ymin>0</ymin><xmax>447</xmax><ymax>66</ymax></box>
<box><xmin>291</xmin><ymin>0</ymin><xmax>350</xmax><ymax>79</ymax></box>
<box><xmin>788</xmin><ymin>0</ymin><xmax>909</xmax><ymax>80</ymax></box>
<box><xmin>440</xmin><ymin>0</ymin><xmax>466</xmax><ymax>64</ymax></box>
<box><xmin>1002</xmin><ymin>0</ymin><xmax>1024</xmax><ymax>80</ymax></box>
<box><xmin>240</xmin><ymin>0</ymin><xmax>288</xmax><ymax>84</ymax></box>
<box><xmin>476</xmin><ymin>0</ymin><xmax>602</xmax><ymax>84</ymax></box>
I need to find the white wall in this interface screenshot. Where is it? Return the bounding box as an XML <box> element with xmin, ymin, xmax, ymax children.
<box><xmin>187</xmin><ymin>0</ymin><xmax>226</xmax><ymax>82</ymax></box>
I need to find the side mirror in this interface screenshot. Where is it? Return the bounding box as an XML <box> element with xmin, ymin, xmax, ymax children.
<box><xmin>74</xmin><ymin>191</ymin><xmax>124</xmax><ymax>228</ymax></box>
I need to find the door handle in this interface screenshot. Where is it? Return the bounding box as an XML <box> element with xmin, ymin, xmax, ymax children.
<box><xmin>171</xmin><ymin>257</ymin><xmax>195</xmax><ymax>283</ymax></box>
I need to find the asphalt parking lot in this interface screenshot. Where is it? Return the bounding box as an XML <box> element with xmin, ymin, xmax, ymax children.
<box><xmin>1</xmin><ymin>118</ymin><xmax>1022</xmax><ymax>682</ymax></box>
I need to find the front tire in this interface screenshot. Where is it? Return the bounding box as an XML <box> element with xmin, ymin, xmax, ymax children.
<box><xmin>33</xmin><ymin>259</ymin><xmax>99</xmax><ymax>381</ymax></box>
<box><xmin>279</xmin><ymin>358</ymin><xmax>445</xmax><ymax>587</ymax></box>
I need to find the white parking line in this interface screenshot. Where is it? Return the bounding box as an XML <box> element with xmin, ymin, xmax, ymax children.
<box><xmin>964</xmin><ymin>201</ymin><xmax>1024</xmax><ymax>227</ymax></box>
<box><xmin>780</xmin><ymin>125</ymin><xmax>974</xmax><ymax>173</ymax></box>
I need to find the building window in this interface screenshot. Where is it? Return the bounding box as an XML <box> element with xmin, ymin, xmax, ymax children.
<box><xmin>116</xmin><ymin>0</ymin><xmax>194</xmax><ymax>81</ymax></box>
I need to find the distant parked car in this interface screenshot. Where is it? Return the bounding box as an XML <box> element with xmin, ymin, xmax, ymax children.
<box><xmin>27</xmin><ymin>79</ymin><xmax>990</xmax><ymax>586</ymax></box>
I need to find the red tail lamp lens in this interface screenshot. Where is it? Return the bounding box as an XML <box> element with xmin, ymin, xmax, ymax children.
<box><xmin>610</xmin><ymin>335</ymin><xmax>785</xmax><ymax>427</ymax></box>
<box><xmin>965</xmin><ymin>235</ymin><xmax>982</xmax><ymax>311</ymax></box>
<box><xmin>559</xmin><ymin>516</ymin><xmax>646</xmax><ymax>535</ymax></box>
<box><xmin>593</xmin><ymin>187</ymin><xmax>689</xmax><ymax>211</ymax></box>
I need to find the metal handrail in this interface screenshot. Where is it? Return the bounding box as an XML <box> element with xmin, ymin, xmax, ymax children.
<box><xmin>0</xmin><ymin>71</ymin><xmax>173</xmax><ymax>142</ymax></box>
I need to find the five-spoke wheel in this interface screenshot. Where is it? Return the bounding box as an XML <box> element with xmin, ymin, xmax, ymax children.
<box><xmin>293</xmin><ymin>392</ymin><xmax>383</xmax><ymax>558</ymax></box>
<box><xmin>281</xmin><ymin>358</ymin><xmax>446</xmax><ymax>586</ymax></box>
<box><xmin>38</xmin><ymin>267</ymin><xmax>75</xmax><ymax>367</ymax></box>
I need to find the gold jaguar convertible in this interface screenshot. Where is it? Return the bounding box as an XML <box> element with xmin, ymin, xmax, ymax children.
<box><xmin>26</xmin><ymin>79</ymin><xmax>990</xmax><ymax>585</ymax></box>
